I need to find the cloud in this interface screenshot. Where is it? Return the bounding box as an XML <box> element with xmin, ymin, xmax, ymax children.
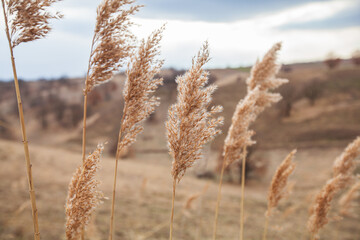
<box><xmin>0</xmin><ymin>0</ymin><xmax>359</xmax><ymax>80</ymax></box>
<box><xmin>279</xmin><ymin>4</ymin><xmax>360</xmax><ymax>29</ymax></box>
<box><xmin>136</xmin><ymin>0</ymin><xmax>333</xmax><ymax>22</ymax></box>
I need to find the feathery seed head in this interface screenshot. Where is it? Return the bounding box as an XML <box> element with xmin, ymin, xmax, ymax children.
<box><xmin>65</xmin><ymin>144</ymin><xmax>104</xmax><ymax>240</ymax></box>
<box><xmin>266</xmin><ymin>150</ymin><xmax>296</xmax><ymax>217</ymax></box>
<box><xmin>339</xmin><ymin>180</ymin><xmax>360</xmax><ymax>216</ymax></box>
<box><xmin>166</xmin><ymin>41</ymin><xmax>223</xmax><ymax>182</ymax></box>
<box><xmin>307</xmin><ymin>174</ymin><xmax>348</xmax><ymax>239</ymax></box>
<box><xmin>4</xmin><ymin>0</ymin><xmax>63</xmax><ymax>47</ymax></box>
<box><xmin>247</xmin><ymin>42</ymin><xmax>288</xmax><ymax>91</ymax></box>
<box><xmin>116</xmin><ymin>25</ymin><xmax>165</xmax><ymax>153</ymax></box>
<box><xmin>223</xmin><ymin>43</ymin><xmax>288</xmax><ymax>166</ymax></box>
<box><xmin>85</xmin><ymin>0</ymin><xmax>142</xmax><ymax>93</ymax></box>
<box><xmin>333</xmin><ymin>136</ymin><xmax>360</xmax><ymax>178</ymax></box>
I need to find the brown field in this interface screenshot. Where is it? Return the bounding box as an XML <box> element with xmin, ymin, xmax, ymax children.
<box><xmin>0</xmin><ymin>61</ymin><xmax>360</xmax><ymax>239</ymax></box>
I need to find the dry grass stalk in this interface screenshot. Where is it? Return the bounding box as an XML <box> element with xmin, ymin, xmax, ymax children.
<box><xmin>266</xmin><ymin>150</ymin><xmax>297</xmax><ymax>217</ymax></box>
<box><xmin>85</xmin><ymin>0</ymin><xmax>142</xmax><ymax>94</ymax></box>
<box><xmin>81</xmin><ymin>0</ymin><xmax>141</xmax><ymax>168</ymax></box>
<box><xmin>339</xmin><ymin>180</ymin><xmax>360</xmax><ymax>216</ymax></box>
<box><xmin>108</xmin><ymin>26</ymin><xmax>165</xmax><ymax>240</ymax></box>
<box><xmin>263</xmin><ymin>150</ymin><xmax>296</xmax><ymax>240</ymax></box>
<box><xmin>166</xmin><ymin>41</ymin><xmax>223</xmax><ymax>240</ymax></box>
<box><xmin>333</xmin><ymin>137</ymin><xmax>360</xmax><ymax>178</ymax></box>
<box><xmin>213</xmin><ymin>43</ymin><xmax>287</xmax><ymax>240</ymax></box>
<box><xmin>166</xmin><ymin>41</ymin><xmax>224</xmax><ymax>182</ymax></box>
<box><xmin>307</xmin><ymin>137</ymin><xmax>360</xmax><ymax>239</ymax></box>
<box><xmin>65</xmin><ymin>144</ymin><xmax>104</xmax><ymax>240</ymax></box>
<box><xmin>1</xmin><ymin>1</ymin><xmax>62</xmax><ymax>239</ymax></box>
<box><xmin>79</xmin><ymin>2</ymin><xmax>140</xmax><ymax>238</ymax></box>
<box><xmin>224</xmin><ymin>42</ymin><xmax>287</xmax><ymax>166</ymax></box>
<box><xmin>307</xmin><ymin>175</ymin><xmax>348</xmax><ymax>240</ymax></box>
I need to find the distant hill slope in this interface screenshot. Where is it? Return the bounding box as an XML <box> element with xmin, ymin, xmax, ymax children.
<box><xmin>1</xmin><ymin>61</ymin><xmax>360</xmax><ymax>154</ymax></box>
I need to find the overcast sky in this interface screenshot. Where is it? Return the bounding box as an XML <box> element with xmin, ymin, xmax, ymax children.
<box><xmin>1</xmin><ymin>0</ymin><xmax>360</xmax><ymax>80</ymax></box>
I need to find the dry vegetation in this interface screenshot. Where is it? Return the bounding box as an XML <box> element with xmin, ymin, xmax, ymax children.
<box><xmin>1</xmin><ymin>64</ymin><xmax>360</xmax><ymax>240</ymax></box>
<box><xmin>1</xmin><ymin>0</ymin><xmax>360</xmax><ymax>240</ymax></box>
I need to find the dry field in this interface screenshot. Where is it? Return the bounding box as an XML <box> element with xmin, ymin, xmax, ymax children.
<box><xmin>0</xmin><ymin>138</ymin><xmax>359</xmax><ymax>240</ymax></box>
<box><xmin>1</xmin><ymin>1</ymin><xmax>359</xmax><ymax>239</ymax></box>
<box><xmin>1</xmin><ymin>61</ymin><xmax>360</xmax><ymax>240</ymax></box>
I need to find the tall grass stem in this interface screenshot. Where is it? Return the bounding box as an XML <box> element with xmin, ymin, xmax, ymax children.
<box><xmin>1</xmin><ymin>1</ymin><xmax>40</xmax><ymax>239</ymax></box>
<box><xmin>213</xmin><ymin>152</ymin><xmax>228</xmax><ymax>240</ymax></box>
<box><xmin>262</xmin><ymin>215</ymin><xmax>269</xmax><ymax>240</ymax></box>
<box><xmin>239</xmin><ymin>146</ymin><xmax>247</xmax><ymax>240</ymax></box>
<box><xmin>169</xmin><ymin>178</ymin><xmax>177</xmax><ymax>240</ymax></box>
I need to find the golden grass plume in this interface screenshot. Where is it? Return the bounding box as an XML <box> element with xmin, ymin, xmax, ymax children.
<box><xmin>108</xmin><ymin>25</ymin><xmax>165</xmax><ymax>239</ymax></box>
<box><xmin>307</xmin><ymin>137</ymin><xmax>360</xmax><ymax>239</ymax></box>
<box><xmin>85</xmin><ymin>0</ymin><xmax>142</xmax><ymax>93</ymax></box>
<box><xmin>333</xmin><ymin>136</ymin><xmax>360</xmax><ymax>178</ymax></box>
<box><xmin>339</xmin><ymin>179</ymin><xmax>360</xmax><ymax>216</ymax></box>
<box><xmin>247</xmin><ymin>43</ymin><xmax>288</xmax><ymax>92</ymax></box>
<box><xmin>307</xmin><ymin>174</ymin><xmax>348</xmax><ymax>240</ymax></box>
<box><xmin>223</xmin><ymin>42</ymin><xmax>288</xmax><ymax>166</ymax></box>
<box><xmin>166</xmin><ymin>41</ymin><xmax>224</xmax><ymax>182</ymax></box>
<box><xmin>65</xmin><ymin>144</ymin><xmax>104</xmax><ymax>240</ymax></box>
<box><xmin>266</xmin><ymin>150</ymin><xmax>296</xmax><ymax>217</ymax></box>
<box><xmin>116</xmin><ymin>25</ymin><xmax>165</xmax><ymax>152</ymax></box>
<box><xmin>4</xmin><ymin>0</ymin><xmax>63</xmax><ymax>47</ymax></box>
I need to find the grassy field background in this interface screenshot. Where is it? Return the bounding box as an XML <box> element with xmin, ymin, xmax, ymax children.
<box><xmin>0</xmin><ymin>60</ymin><xmax>359</xmax><ymax>239</ymax></box>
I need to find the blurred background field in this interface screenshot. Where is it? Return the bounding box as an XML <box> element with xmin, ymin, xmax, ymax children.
<box><xmin>1</xmin><ymin>0</ymin><xmax>360</xmax><ymax>239</ymax></box>
<box><xmin>1</xmin><ymin>58</ymin><xmax>360</xmax><ymax>239</ymax></box>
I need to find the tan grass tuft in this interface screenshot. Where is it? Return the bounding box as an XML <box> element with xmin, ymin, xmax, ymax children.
<box><xmin>167</xmin><ymin>41</ymin><xmax>223</xmax><ymax>240</ymax></box>
<box><xmin>339</xmin><ymin>180</ymin><xmax>360</xmax><ymax>216</ymax></box>
<box><xmin>65</xmin><ymin>144</ymin><xmax>104</xmax><ymax>240</ymax></box>
<box><xmin>213</xmin><ymin>43</ymin><xmax>288</xmax><ymax>240</ymax></box>
<box><xmin>246</xmin><ymin>42</ymin><xmax>288</xmax><ymax>91</ymax></box>
<box><xmin>85</xmin><ymin>0</ymin><xmax>142</xmax><ymax>93</ymax></box>
<box><xmin>1</xmin><ymin>1</ymin><xmax>63</xmax><ymax>239</ymax></box>
<box><xmin>266</xmin><ymin>150</ymin><xmax>296</xmax><ymax>217</ymax></box>
<box><xmin>4</xmin><ymin>0</ymin><xmax>63</xmax><ymax>47</ymax></box>
<box><xmin>116</xmin><ymin>25</ymin><xmax>165</xmax><ymax>152</ymax></box>
<box><xmin>109</xmin><ymin>25</ymin><xmax>165</xmax><ymax>240</ymax></box>
<box><xmin>333</xmin><ymin>136</ymin><xmax>360</xmax><ymax>178</ymax></box>
<box><xmin>223</xmin><ymin>42</ymin><xmax>288</xmax><ymax>166</ymax></box>
<box><xmin>307</xmin><ymin>137</ymin><xmax>360</xmax><ymax>239</ymax></box>
<box><xmin>307</xmin><ymin>175</ymin><xmax>348</xmax><ymax>240</ymax></box>
<box><xmin>166</xmin><ymin>41</ymin><xmax>224</xmax><ymax>182</ymax></box>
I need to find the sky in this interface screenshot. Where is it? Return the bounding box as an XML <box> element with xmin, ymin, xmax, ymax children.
<box><xmin>0</xmin><ymin>0</ymin><xmax>360</xmax><ymax>80</ymax></box>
